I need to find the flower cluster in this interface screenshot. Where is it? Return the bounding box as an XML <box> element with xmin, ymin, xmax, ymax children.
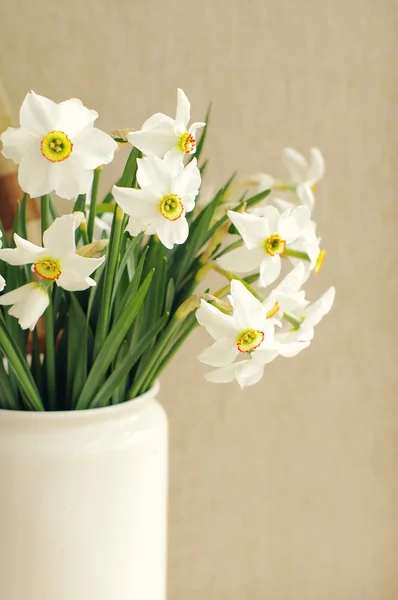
<box><xmin>0</xmin><ymin>88</ymin><xmax>335</xmax><ymax>411</ymax></box>
<box><xmin>196</xmin><ymin>146</ymin><xmax>334</xmax><ymax>388</ymax></box>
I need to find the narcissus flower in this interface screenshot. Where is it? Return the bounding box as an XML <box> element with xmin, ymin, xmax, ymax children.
<box><xmin>129</xmin><ymin>89</ymin><xmax>205</xmax><ymax>166</ymax></box>
<box><xmin>278</xmin><ymin>286</ymin><xmax>336</xmax><ymax>344</ymax></box>
<box><xmin>0</xmin><ymin>214</ymin><xmax>105</xmax><ymax>291</ymax></box>
<box><xmin>218</xmin><ymin>205</ymin><xmax>310</xmax><ymax>287</ymax></box>
<box><xmin>282</xmin><ymin>147</ymin><xmax>325</xmax><ymax>211</ymax></box>
<box><xmin>0</xmin><ymin>92</ymin><xmax>117</xmax><ymax>199</ymax></box>
<box><xmin>0</xmin><ymin>282</ymin><xmax>49</xmax><ymax>330</ymax></box>
<box><xmin>264</xmin><ymin>262</ymin><xmax>310</xmax><ymax>317</ymax></box>
<box><xmin>113</xmin><ymin>154</ymin><xmax>201</xmax><ymax>249</ymax></box>
<box><xmin>196</xmin><ymin>280</ymin><xmax>281</xmax><ymax>388</ymax></box>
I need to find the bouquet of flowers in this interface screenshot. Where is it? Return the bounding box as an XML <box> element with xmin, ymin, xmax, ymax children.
<box><xmin>0</xmin><ymin>89</ymin><xmax>335</xmax><ymax>411</ymax></box>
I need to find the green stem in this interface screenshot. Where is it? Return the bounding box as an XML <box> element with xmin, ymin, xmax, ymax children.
<box><xmin>87</xmin><ymin>167</ymin><xmax>102</xmax><ymax>242</ymax></box>
<box><xmin>40</xmin><ymin>195</ymin><xmax>51</xmax><ymax>241</ymax></box>
<box><xmin>95</xmin><ymin>206</ymin><xmax>124</xmax><ymax>354</ymax></box>
<box><xmin>128</xmin><ymin>317</ymin><xmax>181</xmax><ymax>398</ymax></box>
<box><xmin>0</xmin><ymin>320</ymin><xmax>44</xmax><ymax>411</ymax></box>
<box><xmin>284</xmin><ymin>249</ymin><xmax>310</xmax><ymax>261</ymax></box>
<box><xmin>44</xmin><ymin>289</ymin><xmax>56</xmax><ymax>409</ymax></box>
<box><xmin>79</xmin><ymin>223</ymin><xmax>90</xmax><ymax>246</ymax></box>
<box><xmin>283</xmin><ymin>312</ymin><xmax>302</xmax><ymax>329</ymax></box>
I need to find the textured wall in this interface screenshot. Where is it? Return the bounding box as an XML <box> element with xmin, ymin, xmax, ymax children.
<box><xmin>1</xmin><ymin>0</ymin><xmax>398</xmax><ymax>598</ymax></box>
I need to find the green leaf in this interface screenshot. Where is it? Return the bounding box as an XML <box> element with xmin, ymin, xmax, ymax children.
<box><xmin>191</xmin><ymin>102</ymin><xmax>211</xmax><ymax>164</ymax></box>
<box><xmin>120</xmin><ymin>147</ymin><xmax>141</xmax><ymax>188</ymax></box>
<box><xmin>75</xmin><ymin>268</ymin><xmax>155</xmax><ymax>410</ymax></box>
<box><xmin>89</xmin><ymin>313</ymin><xmax>168</xmax><ymax>409</ymax></box>
<box><xmin>0</xmin><ymin>318</ymin><xmax>44</xmax><ymax>411</ymax></box>
<box><xmin>0</xmin><ymin>356</ymin><xmax>18</xmax><ymax>410</ymax></box>
<box><xmin>111</xmin><ymin>233</ymin><xmax>144</xmax><ymax>305</ymax></box>
<box><xmin>172</xmin><ymin>173</ymin><xmax>236</xmax><ymax>287</ymax></box>
<box><xmin>67</xmin><ymin>294</ymin><xmax>91</xmax><ymax>409</ymax></box>
<box><xmin>164</xmin><ymin>278</ymin><xmax>175</xmax><ymax>313</ymax></box>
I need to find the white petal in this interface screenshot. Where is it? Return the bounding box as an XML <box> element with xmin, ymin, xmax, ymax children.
<box><xmin>112</xmin><ymin>185</ymin><xmax>159</xmax><ymax>218</ymax></box>
<box><xmin>58</xmin><ymin>98</ymin><xmax>98</xmax><ymax>137</ymax></box>
<box><xmin>188</xmin><ymin>122</ymin><xmax>206</xmax><ymax>136</ymax></box>
<box><xmin>0</xmin><ymin>127</ymin><xmax>37</xmax><ymax>164</ymax></box>
<box><xmin>136</xmin><ymin>155</ymin><xmax>172</xmax><ymax>195</ymax></box>
<box><xmin>218</xmin><ymin>245</ymin><xmax>264</xmax><ymax>273</ymax></box>
<box><xmin>278</xmin><ymin>205</ymin><xmax>310</xmax><ymax>242</ymax></box>
<box><xmin>296</xmin><ymin>183</ymin><xmax>315</xmax><ymax>211</ymax></box>
<box><xmin>43</xmin><ymin>214</ymin><xmax>76</xmax><ymax>257</ymax></box>
<box><xmin>56</xmin><ymin>272</ymin><xmax>96</xmax><ymax>292</ymax></box>
<box><xmin>163</xmin><ymin>147</ymin><xmax>185</xmax><ymax>172</ymax></box>
<box><xmin>276</xmin><ymin>262</ymin><xmax>307</xmax><ymax>294</ymax></box>
<box><xmin>173</xmin><ymin>158</ymin><xmax>201</xmax><ymax>199</ymax></box>
<box><xmin>0</xmin><ymin>283</ymin><xmax>32</xmax><ymax>305</ymax></box>
<box><xmin>204</xmin><ymin>362</ymin><xmax>242</xmax><ymax>384</ymax></box>
<box><xmin>307</xmin><ymin>148</ymin><xmax>325</xmax><ymax>182</ymax></box>
<box><xmin>252</xmin><ymin>347</ymin><xmax>279</xmax><ymax>365</ymax></box>
<box><xmin>0</xmin><ymin>283</ymin><xmax>49</xmax><ymax>331</ymax></box>
<box><xmin>72</xmin><ymin>127</ymin><xmax>117</xmax><ymax>169</ymax></box>
<box><xmin>141</xmin><ymin>112</ymin><xmax>174</xmax><ymax>130</ymax></box>
<box><xmin>236</xmin><ymin>361</ymin><xmax>265</xmax><ymax>389</ymax></box>
<box><xmin>52</xmin><ymin>160</ymin><xmax>93</xmax><ymax>200</ymax></box>
<box><xmin>0</xmin><ymin>234</ymin><xmax>42</xmax><ymax>266</ymax></box>
<box><xmin>257</xmin><ymin>205</ymin><xmax>280</xmax><ymax>233</ymax></box>
<box><xmin>304</xmin><ymin>287</ymin><xmax>336</xmax><ymax>328</ymax></box>
<box><xmin>275</xmin><ymin>340</ymin><xmax>310</xmax><ymax>357</ymax></box>
<box><xmin>281</xmin><ymin>147</ymin><xmax>308</xmax><ymax>182</ymax></box>
<box><xmin>227</xmin><ymin>211</ymin><xmax>268</xmax><ymax>249</ymax></box>
<box><xmin>128</xmin><ymin>123</ymin><xmax>177</xmax><ymax>158</ymax></box>
<box><xmin>259</xmin><ymin>254</ymin><xmax>281</xmax><ymax>287</ymax></box>
<box><xmin>0</xmin><ymin>275</ymin><xmax>5</xmax><ymax>292</ymax></box>
<box><xmin>175</xmin><ymin>88</ymin><xmax>190</xmax><ymax>126</ymax></box>
<box><xmin>182</xmin><ymin>193</ymin><xmax>197</xmax><ymax>213</ymax></box>
<box><xmin>198</xmin><ymin>337</ymin><xmax>239</xmax><ymax>367</ymax></box>
<box><xmin>20</xmin><ymin>92</ymin><xmax>60</xmax><ymax>136</ymax></box>
<box><xmin>60</xmin><ymin>253</ymin><xmax>105</xmax><ymax>282</ymax></box>
<box><xmin>230</xmin><ymin>280</ymin><xmax>268</xmax><ymax>332</ymax></box>
<box><xmin>156</xmin><ymin>216</ymin><xmax>188</xmax><ymax>249</ymax></box>
<box><xmin>18</xmin><ymin>148</ymin><xmax>54</xmax><ymax>197</ymax></box>
<box><xmin>196</xmin><ymin>299</ymin><xmax>236</xmax><ymax>340</ymax></box>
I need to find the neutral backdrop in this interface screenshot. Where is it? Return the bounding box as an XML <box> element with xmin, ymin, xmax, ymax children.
<box><xmin>1</xmin><ymin>1</ymin><xmax>398</xmax><ymax>598</ymax></box>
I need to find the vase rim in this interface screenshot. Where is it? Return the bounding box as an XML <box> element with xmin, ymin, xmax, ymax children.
<box><xmin>0</xmin><ymin>380</ymin><xmax>160</xmax><ymax>426</ymax></box>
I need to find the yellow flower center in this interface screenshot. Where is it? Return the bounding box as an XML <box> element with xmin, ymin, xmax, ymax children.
<box><xmin>159</xmin><ymin>194</ymin><xmax>184</xmax><ymax>221</ymax></box>
<box><xmin>41</xmin><ymin>131</ymin><xmax>73</xmax><ymax>162</ymax></box>
<box><xmin>177</xmin><ymin>132</ymin><xmax>196</xmax><ymax>154</ymax></box>
<box><xmin>34</xmin><ymin>257</ymin><xmax>62</xmax><ymax>281</ymax></box>
<box><xmin>266</xmin><ymin>301</ymin><xmax>280</xmax><ymax>319</ymax></box>
<box><xmin>264</xmin><ymin>234</ymin><xmax>286</xmax><ymax>257</ymax></box>
<box><xmin>237</xmin><ymin>329</ymin><xmax>264</xmax><ymax>353</ymax></box>
<box><xmin>315</xmin><ymin>249</ymin><xmax>326</xmax><ymax>274</ymax></box>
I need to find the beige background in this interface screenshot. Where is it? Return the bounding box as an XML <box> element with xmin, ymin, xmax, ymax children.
<box><xmin>1</xmin><ymin>0</ymin><xmax>398</xmax><ymax>597</ymax></box>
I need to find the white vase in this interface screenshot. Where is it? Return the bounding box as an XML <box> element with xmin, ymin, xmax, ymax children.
<box><xmin>0</xmin><ymin>381</ymin><xmax>168</xmax><ymax>600</ymax></box>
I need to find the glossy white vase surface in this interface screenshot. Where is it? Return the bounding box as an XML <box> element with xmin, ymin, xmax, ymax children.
<box><xmin>0</xmin><ymin>381</ymin><xmax>167</xmax><ymax>600</ymax></box>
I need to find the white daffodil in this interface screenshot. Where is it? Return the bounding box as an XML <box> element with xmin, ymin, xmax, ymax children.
<box><xmin>264</xmin><ymin>262</ymin><xmax>310</xmax><ymax>317</ymax></box>
<box><xmin>196</xmin><ymin>280</ymin><xmax>281</xmax><ymax>388</ymax></box>
<box><xmin>0</xmin><ymin>214</ymin><xmax>104</xmax><ymax>291</ymax></box>
<box><xmin>277</xmin><ymin>286</ymin><xmax>335</xmax><ymax>345</ymax></box>
<box><xmin>128</xmin><ymin>88</ymin><xmax>205</xmax><ymax>166</ymax></box>
<box><xmin>113</xmin><ymin>154</ymin><xmax>201</xmax><ymax>249</ymax></box>
<box><xmin>218</xmin><ymin>205</ymin><xmax>311</xmax><ymax>287</ymax></box>
<box><xmin>282</xmin><ymin>147</ymin><xmax>325</xmax><ymax>211</ymax></box>
<box><xmin>0</xmin><ymin>282</ymin><xmax>49</xmax><ymax>330</ymax></box>
<box><xmin>0</xmin><ymin>92</ymin><xmax>117</xmax><ymax>200</ymax></box>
